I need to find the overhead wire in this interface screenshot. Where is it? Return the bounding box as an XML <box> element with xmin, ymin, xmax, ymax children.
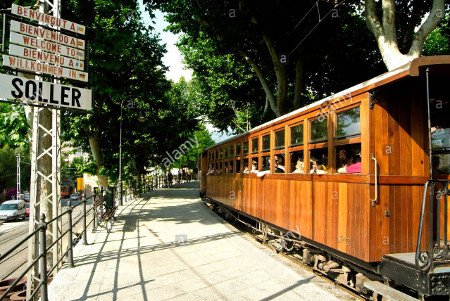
<box><xmin>289</xmin><ymin>0</ymin><xmax>347</xmax><ymax>56</ymax></box>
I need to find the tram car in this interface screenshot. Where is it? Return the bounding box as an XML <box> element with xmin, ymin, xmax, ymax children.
<box><xmin>200</xmin><ymin>56</ymin><xmax>450</xmax><ymax>300</ymax></box>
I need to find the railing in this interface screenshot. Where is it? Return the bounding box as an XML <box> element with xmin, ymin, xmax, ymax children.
<box><xmin>0</xmin><ymin>194</ymin><xmax>96</xmax><ymax>301</ymax></box>
<box><xmin>416</xmin><ymin>179</ymin><xmax>450</xmax><ymax>271</ymax></box>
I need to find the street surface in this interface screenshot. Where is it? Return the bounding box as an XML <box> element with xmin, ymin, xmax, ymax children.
<box><xmin>0</xmin><ymin>198</ymin><xmax>93</xmax><ymax>280</ymax></box>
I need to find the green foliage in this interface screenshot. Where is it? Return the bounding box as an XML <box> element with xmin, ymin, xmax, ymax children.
<box><xmin>0</xmin><ymin>145</ymin><xmax>30</xmax><ymax>192</ymax></box>
<box><xmin>61</xmin><ymin>0</ymin><xmax>200</xmax><ymax>185</ymax></box>
<box><xmin>424</xmin><ymin>13</ymin><xmax>450</xmax><ymax>56</ymax></box>
<box><xmin>145</xmin><ymin>0</ymin><xmax>384</xmax><ymax>129</ymax></box>
<box><xmin>0</xmin><ymin>104</ymin><xmax>30</xmax><ymax>151</ymax></box>
<box><xmin>168</xmin><ymin>126</ymin><xmax>215</xmax><ymax>171</ymax></box>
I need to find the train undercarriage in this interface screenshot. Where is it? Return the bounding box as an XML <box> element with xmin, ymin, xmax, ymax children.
<box><xmin>201</xmin><ymin>196</ymin><xmax>450</xmax><ymax>301</ymax></box>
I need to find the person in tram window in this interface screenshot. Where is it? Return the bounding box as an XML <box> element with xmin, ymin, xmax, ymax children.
<box><xmin>206</xmin><ymin>164</ymin><xmax>215</xmax><ymax>175</ymax></box>
<box><xmin>274</xmin><ymin>155</ymin><xmax>285</xmax><ymax>173</ymax></box>
<box><xmin>337</xmin><ymin>149</ymin><xmax>351</xmax><ymax>173</ymax></box>
<box><xmin>292</xmin><ymin>159</ymin><xmax>304</xmax><ymax>174</ymax></box>
<box><xmin>257</xmin><ymin>160</ymin><xmax>270</xmax><ymax>177</ymax></box>
<box><xmin>250</xmin><ymin>160</ymin><xmax>258</xmax><ymax>173</ymax></box>
<box><xmin>310</xmin><ymin>158</ymin><xmax>327</xmax><ymax>174</ymax></box>
<box><xmin>340</xmin><ymin>153</ymin><xmax>362</xmax><ymax>174</ymax></box>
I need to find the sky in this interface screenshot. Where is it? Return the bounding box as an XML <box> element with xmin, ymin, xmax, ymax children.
<box><xmin>138</xmin><ymin>1</ymin><xmax>192</xmax><ymax>82</ymax></box>
<box><xmin>138</xmin><ymin>2</ymin><xmax>233</xmax><ymax>143</ymax></box>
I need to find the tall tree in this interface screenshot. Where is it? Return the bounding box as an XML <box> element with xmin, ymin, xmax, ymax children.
<box><xmin>146</xmin><ymin>0</ymin><xmax>384</xmax><ymax>122</ymax></box>
<box><xmin>365</xmin><ymin>0</ymin><xmax>447</xmax><ymax>70</ymax></box>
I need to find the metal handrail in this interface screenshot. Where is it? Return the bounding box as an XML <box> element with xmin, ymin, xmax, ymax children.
<box><xmin>0</xmin><ymin>193</ymin><xmax>97</xmax><ymax>301</ymax></box>
<box><xmin>415</xmin><ymin>179</ymin><xmax>450</xmax><ymax>271</ymax></box>
<box><xmin>370</xmin><ymin>153</ymin><xmax>378</xmax><ymax>207</ymax></box>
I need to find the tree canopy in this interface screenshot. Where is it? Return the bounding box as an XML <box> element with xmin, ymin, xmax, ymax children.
<box><xmin>145</xmin><ymin>0</ymin><xmax>385</xmax><ymax>126</ymax></box>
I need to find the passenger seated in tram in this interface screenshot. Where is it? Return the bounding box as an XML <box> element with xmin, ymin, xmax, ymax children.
<box><xmin>206</xmin><ymin>164</ymin><xmax>215</xmax><ymax>175</ymax></box>
<box><xmin>292</xmin><ymin>159</ymin><xmax>304</xmax><ymax>174</ymax></box>
<box><xmin>274</xmin><ymin>155</ymin><xmax>285</xmax><ymax>173</ymax></box>
<box><xmin>310</xmin><ymin>158</ymin><xmax>327</xmax><ymax>174</ymax></box>
<box><xmin>338</xmin><ymin>152</ymin><xmax>362</xmax><ymax>173</ymax></box>
<box><xmin>250</xmin><ymin>160</ymin><xmax>258</xmax><ymax>173</ymax></box>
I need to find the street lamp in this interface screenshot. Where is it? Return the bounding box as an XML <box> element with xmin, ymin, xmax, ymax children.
<box><xmin>118</xmin><ymin>100</ymin><xmax>146</xmax><ymax>206</ymax></box>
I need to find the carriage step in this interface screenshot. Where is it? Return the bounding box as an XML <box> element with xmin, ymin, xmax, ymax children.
<box><xmin>363</xmin><ymin>281</ymin><xmax>418</xmax><ymax>301</ymax></box>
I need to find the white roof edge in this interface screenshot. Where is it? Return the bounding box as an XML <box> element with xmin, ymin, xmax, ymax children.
<box><xmin>208</xmin><ymin>62</ymin><xmax>411</xmax><ymax>149</ymax></box>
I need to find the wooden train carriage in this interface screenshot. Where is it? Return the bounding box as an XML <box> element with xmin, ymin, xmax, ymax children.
<box><xmin>200</xmin><ymin>56</ymin><xmax>450</xmax><ymax>296</ymax></box>
<box><xmin>201</xmin><ymin>56</ymin><xmax>450</xmax><ymax>261</ymax></box>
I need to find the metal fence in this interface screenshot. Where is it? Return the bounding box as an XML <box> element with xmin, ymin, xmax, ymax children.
<box><xmin>0</xmin><ymin>194</ymin><xmax>96</xmax><ymax>301</ymax></box>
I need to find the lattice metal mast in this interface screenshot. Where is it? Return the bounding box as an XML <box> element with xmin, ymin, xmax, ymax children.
<box><xmin>27</xmin><ymin>0</ymin><xmax>62</xmax><ymax>299</ymax></box>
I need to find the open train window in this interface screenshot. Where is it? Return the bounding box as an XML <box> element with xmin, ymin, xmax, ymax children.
<box><xmin>243</xmin><ymin>141</ymin><xmax>249</xmax><ymax>155</ymax></box>
<box><xmin>251</xmin><ymin>158</ymin><xmax>259</xmax><ymax>172</ymax></box>
<box><xmin>243</xmin><ymin>158</ymin><xmax>249</xmax><ymax>173</ymax></box>
<box><xmin>219</xmin><ymin>149</ymin><xmax>223</xmax><ymax>159</ymax></box>
<box><xmin>336</xmin><ymin>106</ymin><xmax>361</xmax><ymax>139</ymax></box>
<box><xmin>252</xmin><ymin>137</ymin><xmax>259</xmax><ymax>153</ymax></box>
<box><xmin>224</xmin><ymin>147</ymin><xmax>229</xmax><ymax>159</ymax></box>
<box><xmin>273</xmin><ymin>154</ymin><xmax>285</xmax><ymax>173</ymax></box>
<box><xmin>310</xmin><ymin>148</ymin><xmax>328</xmax><ymax>174</ymax></box>
<box><xmin>236</xmin><ymin>143</ymin><xmax>241</xmax><ymax>157</ymax></box>
<box><xmin>229</xmin><ymin>145</ymin><xmax>235</xmax><ymax>157</ymax></box>
<box><xmin>228</xmin><ymin>161</ymin><xmax>234</xmax><ymax>174</ymax></box>
<box><xmin>335</xmin><ymin>145</ymin><xmax>361</xmax><ymax>174</ymax></box>
<box><xmin>310</xmin><ymin>117</ymin><xmax>328</xmax><ymax>143</ymax></box>
<box><xmin>262</xmin><ymin>134</ymin><xmax>270</xmax><ymax>151</ymax></box>
<box><xmin>261</xmin><ymin>156</ymin><xmax>270</xmax><ymax>171</ymax></box>
<box><xmin>290</xmin><ymin>151</ymin><xmax>304</xmax><ymax>173</ymax></box>
<box><xmin>290</xmin><ymin>124</ymin><xmax>303</xmax><ymax>146</ymax></box>
<box><xmin>236</xmin><ymin>160</ymin><xmax>241</xmax><ymax>173</ymax></box>
<box><xmin>431</xmin><ymin>95</ymin><xmax>450</xmax><ymax>174</ymax></box>
<box><xmin>275</xmin><ymin>130</ymin><xmax>285</xmax><ymax>149</ymax></box>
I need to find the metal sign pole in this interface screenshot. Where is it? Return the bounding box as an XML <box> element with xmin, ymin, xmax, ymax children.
<box><xmin>26</xmin><ymin>1</ymin><xmax>62</xmax><ymax>299</ymax></box>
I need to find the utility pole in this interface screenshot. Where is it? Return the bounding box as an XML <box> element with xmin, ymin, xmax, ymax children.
<box><xmin>16</xmin><ymin>154</ymin><xmax>20</xmax><ymax>200</ymax></box>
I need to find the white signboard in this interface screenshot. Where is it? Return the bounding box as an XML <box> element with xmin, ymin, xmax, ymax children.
<box><xmin>10</xmin><ymin>20</ymin><xmax>85</xmax><ymax>50</ymax></box>
<box><xmin>11</xmin><ymin>4</ymin><xmax>85</xmax><ymax>35</ymax></box>
<box><xmin>3</xmin><ymin>55</ymin><xmax>89</xmax><ymax>82</ymax></box>
<box><xmin>9</xmin><ymin>44</ymin><xmax>85</xmax><ymax>71</ymax></box>
<box><xmin>0</xmin><ymin>74</ymin><xmax>92</xmax><ymax>110</ymax></box>
<box><xmin>10</xmin><ymin>32</ymin><xmax>85</xmax><ymax>60</ymax></box>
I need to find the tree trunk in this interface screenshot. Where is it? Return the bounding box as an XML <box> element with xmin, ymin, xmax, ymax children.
<box><xmin>263</xmin><ymin>33</ymin><xmax>287</xmax><ymax>115</ymax></box>
<box><xmin>365</xmin><ymin>0</ymin><xmax>445</xmax><ymax>71</ymax></box>
<box><xmin>240</xmin><ymin>50</ymin><xmax>280</xmax><ymax>116</ymax></box>
<box><xmin>88</xmin><ymin>134</ymin><xmax>108</xmax><ymax>187</ymax></box>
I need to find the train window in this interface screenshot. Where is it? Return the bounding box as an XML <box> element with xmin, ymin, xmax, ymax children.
<box><xmin>252</xmin><ymin>137</ymin><xmax>259</xmax><ymax>153</ymax></box>
<box><xmin>430</xmin><ymin>95</ymin><xmax>449</xmax><ymax>174</ymax></box>
<box><xmin>310</xmin><ymin>148</ymin><xmax>328</xmax><ymax>174</ymax></box>
<box><xmin>251</xmin><ymin>158</ymin><xmax>259</xmax><ymax>172</ymax></box>
<box><xmin>262</xmin><ymin>134</ymin><xmax>270</xmax><ymax>151</ymax></box>
<box><xmin>230</xmin><ymin>145</ymin><xmax>235</xmax><ymax>157</ymax></box>
<box><xmin>275</xmin><ymin>130</ymin><xmax>285</xmax><ymax>149</ymax></box>
<box><xmin>310</xmin><ymin>117</ymin><xmax>328</xmax><ymax>143</ymax></box>
<box><xmin>274</xmin><ymin>154</ymin><xmax>285</xmax><ymax>173</ymax></box>
<box><xmin>219</xmin><ymin>149</ymin><xmax>223</xmax><ymax>159</ymax></box>
<box><xmin>236</xmin><ymin>160</ymin><xmax>241</xmax><ymax>173</ymax></box>
<box><xmin>243</xmin><ymin>158</ymin><xmax>249</xmax><ymax>173</ymax></box>
<box><xmin>290</xmin><ymin>151</ymin><xmax>304</xmax><ymax>173</ymax></box>
<box><xmin>236</xmin><ymin>143</ymin><xmax>241</xmax><ymax>157</ymax></box>
<box><xmin>336</xmin><ymin>107</ymin><xmax>361</xmax><ymax>139</ymax></box>
<box><xmin>262</xmin><ymin>156</ymin><xmax>270</xmax><ymax>170</ymax></box>
<box><xmin>228</xmin><ymin>161</ymin><xmax>234</xmax><ymax>174</ymax></box>
<box><xmin>335</xmin><ymin>145</ymin><xmax>362</xmax><ymax>174</ymax></box>
<box><xmin>243</xmin><ymin>141</ymin><xmax>249</xmax><ymax>155</ymax></box>
<box><xmin>224</xmin><ymin>162</ymin><xmax>228</xmax><ymax>173</ymax></box>
<box><xmin>290</xmin><ymin>124</ymin><xmax>303</xmax><ymax>146</ymax></box>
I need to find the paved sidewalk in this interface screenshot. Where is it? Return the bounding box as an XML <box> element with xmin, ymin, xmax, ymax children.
<box><xmin>48</xmin><ymin>182</ymin><xmax>358</xmax><ymax>301</ymax></box>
